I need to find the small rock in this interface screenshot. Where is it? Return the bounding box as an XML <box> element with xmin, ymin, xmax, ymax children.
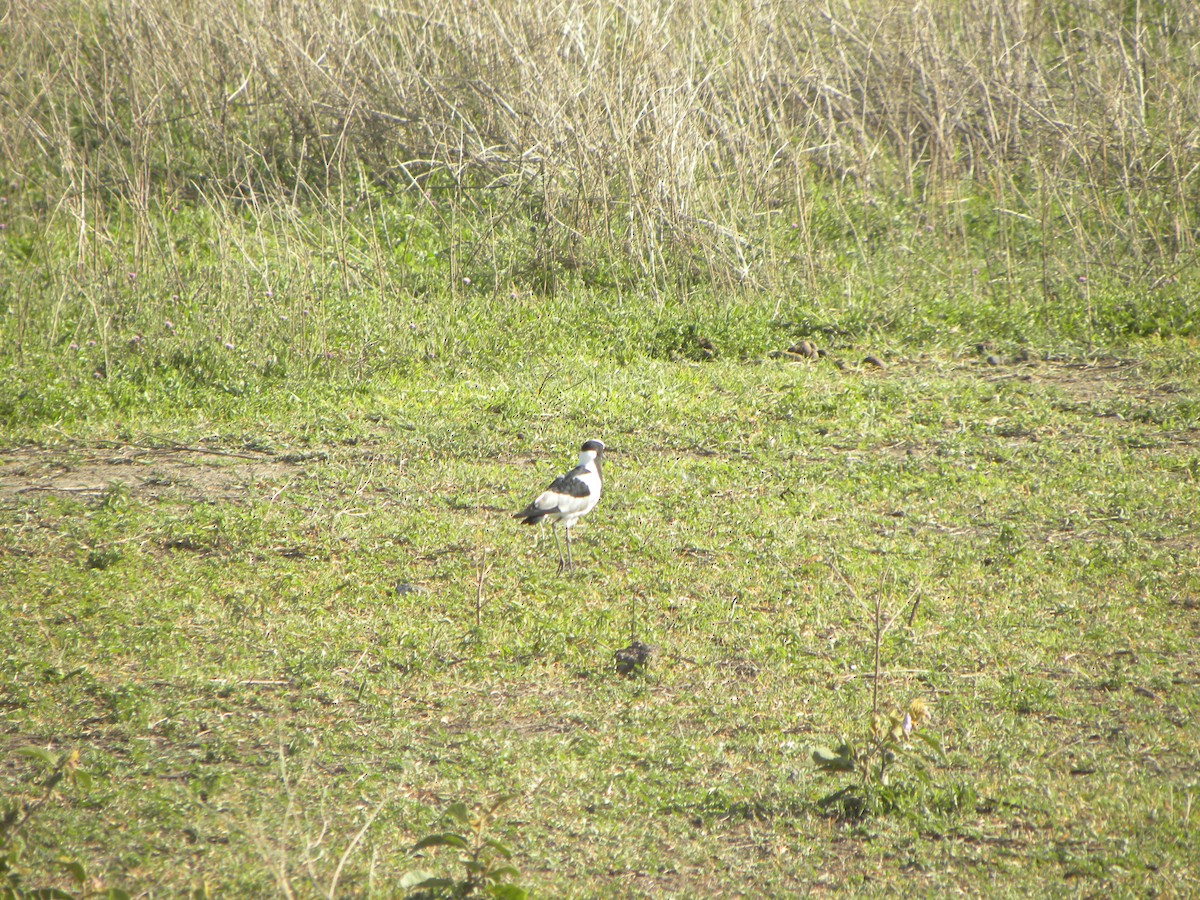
<box><xmin>614</xmin><ymin>641</ymin><xmax>654</xmax><ymax>676</ymax></box>
<box><xmin>986</xmin><ymin>354</ymin><xmax>1001</xmax><ymax>366</ymax></box>
<box><xmin>862</xmin><ymin>355</ymin><xmax>885</xmax><ymax>369</ymax></box>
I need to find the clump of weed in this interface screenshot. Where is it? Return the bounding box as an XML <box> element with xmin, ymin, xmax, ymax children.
<box><xmin>812</xmin><ymin>570</ymin><xmax>944</xmax><ymax>819</ymax></box>
<box><xmin>2</xmin><ymin>747</ymin><xmax>128</xmax><ymax>899</ymax></box>
<box><xmin>813</xmin><ymin>698</ymin><xmax>940</xmax><ymax>818</ymax></box>
<box><xmin>402</xmin><ymin>799</ymin><xmax>526</xmax><ymax>899</ymax></box>
<box><xmin>84</xmin><ymin>546</ymin><xmax>122</xmax><ymax>570</ymax></box>
<box><xmin>650</xmin><ymin>323</ymin><xmax>719</xmax><ymax>362</ymax></box>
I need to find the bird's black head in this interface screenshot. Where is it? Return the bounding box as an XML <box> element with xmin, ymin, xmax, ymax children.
<box><xmin>580</xmin><ymin>439</ymin><xmax>605</xmax><ymax>455</ymax></box>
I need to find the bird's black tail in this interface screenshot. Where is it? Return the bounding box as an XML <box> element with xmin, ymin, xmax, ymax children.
<box><xmin>514</xmin><ymin>504</ymin><xmax>550</xmax><ymax>525</ymax></box>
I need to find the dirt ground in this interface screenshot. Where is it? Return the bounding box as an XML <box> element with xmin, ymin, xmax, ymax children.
<box><xmin>0</xmin><ymin>357</ymin><xmax>1192</xmax><ymax>504</ymax></box>
<box><xmin>0</xmin><ymin>443</ymin><xmax>298</xmax><ymax>504</ymax></box>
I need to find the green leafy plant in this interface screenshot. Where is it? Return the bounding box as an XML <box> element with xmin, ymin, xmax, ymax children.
<box><xmin>1</xmin><ymin>747</ymin><xmax>128</xmax><ymax>900</ymax></box>
<box><xmin>813</xmin><ymin>697</ymin><xmax>940</xmax><ymax>816</ymax></box>
<box><xmin>401</xmin><ymin>799</ymin><xmax>526</xmax><ymax>900</ymax></box>
<box><xmin>812</xmin><ymin>572</ymin><xmax>943</xmax><ymax>818</ymax></box>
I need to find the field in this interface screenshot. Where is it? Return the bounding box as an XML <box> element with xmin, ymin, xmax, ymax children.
<box><xmin>2</xmin><ymin>0</ymin><xmax>1199</xmax><ymax>897</ymax></box>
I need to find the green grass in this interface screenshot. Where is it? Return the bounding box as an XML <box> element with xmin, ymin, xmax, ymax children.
<box><xmin>3</xmin><ymin>328</ymin><xmax>1199</xmax><ymax>895</ymax></box>
<box><xmin>3</xmin><ymin>1</ymin><xmax>1200</xmax><ymax>889</ymax></box>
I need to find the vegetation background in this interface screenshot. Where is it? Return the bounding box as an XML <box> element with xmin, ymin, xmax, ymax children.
<box><xmin>1</xmin><ymin>0</ymin><xmax>1198</xmax><ymax>895</ymax></box>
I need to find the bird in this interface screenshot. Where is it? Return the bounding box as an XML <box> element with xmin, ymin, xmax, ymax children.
<box><xmin>514</xmin><ymin>439</ymin><xmax>605</xmax><ymax>572</ymax></box>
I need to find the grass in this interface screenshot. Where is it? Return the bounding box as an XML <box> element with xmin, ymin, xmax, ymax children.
<box><xmin>3</xmin><ymin>343</ymin><xmax>1199</xmax><ymax>896</ymax></box>
<box><xmin>2</xmin><ymin>0</ymin><xmax>1200</xmax><ymax>894</ymax></box>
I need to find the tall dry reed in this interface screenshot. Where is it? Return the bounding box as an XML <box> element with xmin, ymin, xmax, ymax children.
<box><xmin>2</xmin><ymin>0</ymin><xmax>1197</xmax><ymax>286</ymax></box>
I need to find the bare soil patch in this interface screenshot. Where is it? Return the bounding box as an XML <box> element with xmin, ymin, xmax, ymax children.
<box><xmin>0</xmin><ymin>444</ymin><xmax>297</xmax><ymax>503</ymax></box>
<box><xmin>971</xmin><ymin>355</ymin><xmax>1192</xmax><ymax>410</ymax></box>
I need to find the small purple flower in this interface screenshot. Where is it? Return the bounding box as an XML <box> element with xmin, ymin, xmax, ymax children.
<box><xmin>164</xmin><ymin>320</ymin><xmax>175</xmax><ymax>332</ymax></box>
<box><xmin>69</xmin><ymin>342</ymin><xmax>79</xmax><ymax>351</ymax></box>
<box><xmin>127</xmin><ymin>272</ymin><xmax>137</xmax><ymax>281</ymax></box>
<box><xmin>224</xmin><ymin>341</ymin><xmax>235</xmax><ymax>351</ymax></box>
<box><xmin>1077</xmin><ymin>275</ymin><xmax>1088</xmax><ymax>284</ymax></box>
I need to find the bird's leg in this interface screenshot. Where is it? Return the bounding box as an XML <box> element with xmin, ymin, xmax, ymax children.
<box><xmin>565</xmin><ymin>527</ymin><xmax>574</xmax><ymax>572</ymax></box>
<box><xmin>552</xmin><ymin>525</ymin><xmax>566</xmax><ymax>572</ymax></box>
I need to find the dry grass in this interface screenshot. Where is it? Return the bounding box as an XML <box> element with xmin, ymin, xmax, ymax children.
<box><xmin>3</xmin><ymin>0</ymin><xmax>1198</xmax><ymax>289</ymax></box>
